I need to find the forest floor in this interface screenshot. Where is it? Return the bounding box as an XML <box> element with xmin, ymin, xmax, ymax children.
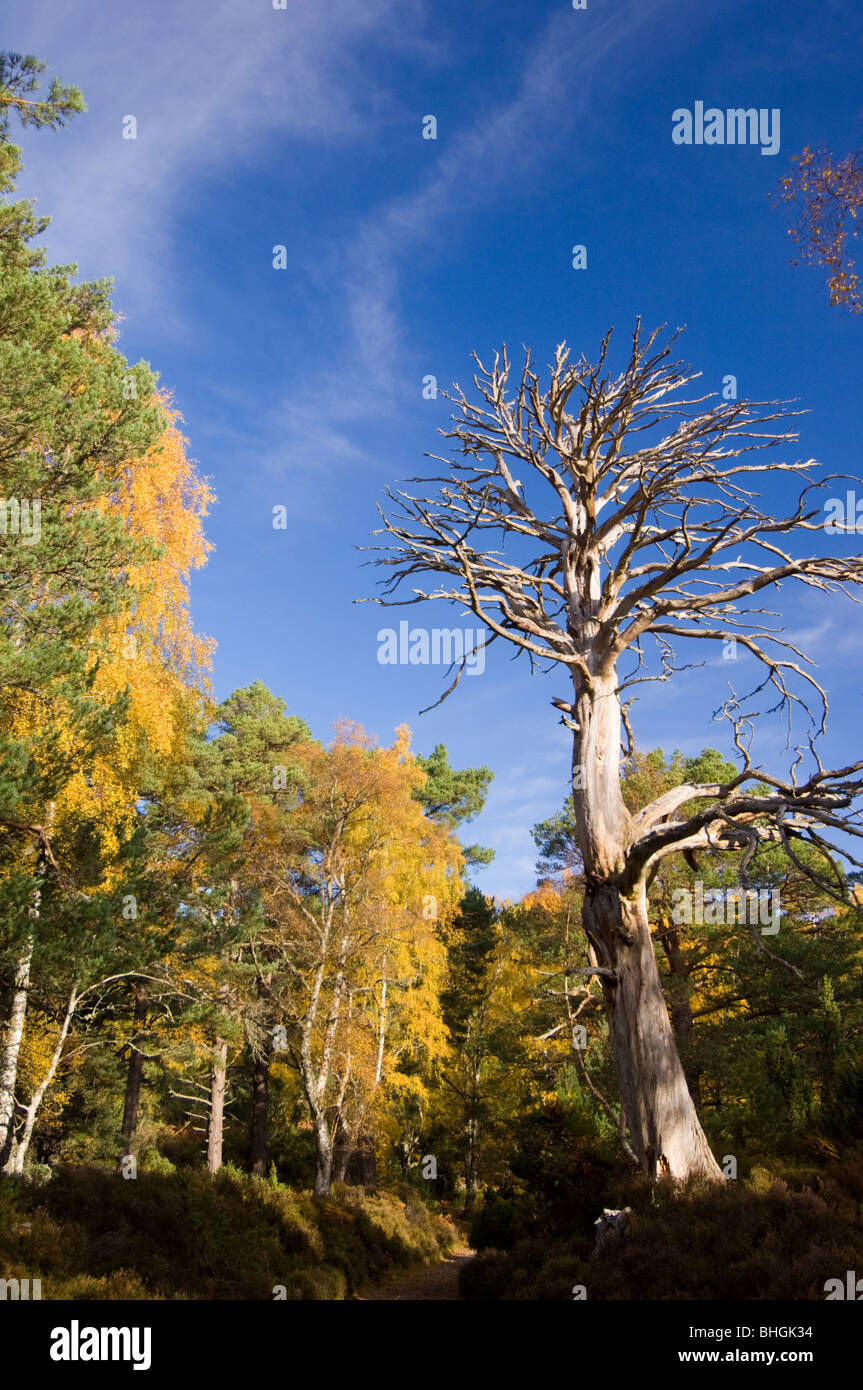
<box><xmin>354</xmin><ymin>1243</ymin><xmax>474</xmax><ymax>1300</ymax></box>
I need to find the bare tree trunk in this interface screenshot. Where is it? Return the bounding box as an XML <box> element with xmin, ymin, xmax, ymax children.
<box><xmin>313</xmin><ymin>1116</ymin><xmax>333</xmax><ymax>1196</ymax></box>
<box><xmin>0</xmin><ymin>933</ymin><xmax>33</xmax><ymax>1164</ymax></box>
<box><xmin>6</xmin><ymin>985</ymin><xmax>78</xmax><ymax>1175</ymax></box>
<box><xmin>207</xmin><ymin>1038</ymin><xmax>227</xmax><ymax>1174</ymax></box>
<box><xmin>249</xmin><ymin>1052</ymin><xmax>269</xmax><ymax>1178</ymax></box>
<box><xmin>584</xmin><ymin>882</ymin><xmax>721</xmax><ymax>1179</ymax></box>
<box><xmin>298</xmin><ymin>1040</ymin><xmax>336</xmax><ymax>1197</ymax></box>
<box><xmin>120</xmin><ymin>984</ymin><xmax>148</xmax><ymax>1159</ymax></box>
<box><xmin>657</xmin><ymin>923</ymin><xmax>702</xmax><ymax>1108</ymax></box>
<box><xmin>574</xmin><ymin>675</ymin><xmax>721</xmax><ymax>1181</ymax></box>
<box><xmin>307</xmin><ymin>963</ymin><xmax>347</xmax><ymax>1197</ymax></box>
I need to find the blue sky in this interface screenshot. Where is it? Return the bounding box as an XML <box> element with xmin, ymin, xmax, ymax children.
<box><xmin>7</xmin><ymin>0</ymin><xmax>862</xmax><ymax>899</ymax></box>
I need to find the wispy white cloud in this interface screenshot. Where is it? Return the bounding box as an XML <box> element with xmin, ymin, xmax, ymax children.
<box><xmin>11</xmin><ymin>0</ymin><xmax>432</xmax><ymax>313</ymax></box>
<box><xmin>336</xmin><ymin>0</ymin><xmax>681</xmax><ymax>395</ymax></box>
<box><xmin>11</xmin><ymin>0</ymin><xmax>685</xmax><ymax>499</ymax></box>
<box><xmin>258</xmin><ymin>0</ymin><xmax>685</xmax><ymax>496</ymax></box>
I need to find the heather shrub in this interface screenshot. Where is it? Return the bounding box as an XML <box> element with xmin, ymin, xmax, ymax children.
<box><xmin>0</xmin><ymin>1164</ymin><xmax>453</xmax><ymax>1300</ymax></box>
<box><xmin>460</xmin><ymin>1176</ymin><xmax>863</xmax><ymax>1300</ymax></box>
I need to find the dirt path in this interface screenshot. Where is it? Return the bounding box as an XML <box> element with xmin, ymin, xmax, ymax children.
<box><xmin>354</xmin><ymin>1246</ymin><xmax>473</xmax><ymax>1301</ymax></box>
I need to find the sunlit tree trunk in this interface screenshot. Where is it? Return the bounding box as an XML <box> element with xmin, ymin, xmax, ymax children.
<box><xmin>6</xmin><ymin>985</ymin><xmax>78</xmax><ymax>1175</ymax></box>
<box><xmin>312</xmin><ymin>1116</ymin><xmax>334</xmax><ymax>1196</ymax></box>
<box><xmin>657</xmin><ymin>922</ymin><xmax>702</xmax><ymax>1107</ymax></box>
<box><xmin>0</xmin><ymin>934</ymin><xmax>33</xmax><ymax>1165</ymax></box>
<box><xmin>207</xmin><ymin>1038</ymin><xmax>228</xmax><ymax>1174</ymax></box>
<box><xmin>574</xmin><ymin>674</ymin><xmax>721</xmax><ymax>1180</ymax></box>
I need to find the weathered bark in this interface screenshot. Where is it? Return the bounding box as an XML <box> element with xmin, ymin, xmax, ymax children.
<box><xmin>249</xmin><ymin>1052</ymin><xmax>269</xmax><ymax>1178</ymax></box>
<box><xmin>583</xmin><ymin>883</ymin><xmax>721</xmax><ymax>1180</ymax></box>
<box><xmin>120</xmin><ymin>984</ymin><xmax>148</xmax><ymax>1159</ymax></box>
<box><xmin>206</xmin><ymin>1038</ymin><xmax>228</xmax><ymax>1174</ymax></box>
<box><xmin>573</xmin><ymin>674</ymin><xmax>721</xmax><ymax>1181</ymax></box>
<box><xmin>657</xmin><ymin>923</ymin><xmax>703</xmax><ymax>1108</ymax></box>
<box><xmin>0</xmin><ymin>933</ymin><xmax>33</xmax><ymax>1164</ymax></box>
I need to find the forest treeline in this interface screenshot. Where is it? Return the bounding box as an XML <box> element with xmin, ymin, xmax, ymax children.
<box><xmin>2</xmin><ymin>53</ymin><xmax>863</xmax><ymax>1302</ymax></box>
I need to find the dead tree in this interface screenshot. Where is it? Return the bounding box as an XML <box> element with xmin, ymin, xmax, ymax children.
<box><xmin>365</xmin><ymin>319</ymin><xmax>863</xmax><ymax>1182</ymax></box>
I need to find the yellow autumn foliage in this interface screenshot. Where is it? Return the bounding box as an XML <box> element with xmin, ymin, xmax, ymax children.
<box><xmin>8</xmin><ymin>393</ymin><xmax>214</xmax><ymax>861</ymax></box>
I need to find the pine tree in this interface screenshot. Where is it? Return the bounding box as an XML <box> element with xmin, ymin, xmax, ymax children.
<box><xmin>0</xmin><ymin>57</ymin><xmax>166</xmax><ymax>1163</ymax></box>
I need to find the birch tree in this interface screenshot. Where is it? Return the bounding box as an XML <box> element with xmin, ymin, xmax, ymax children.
<box><xmin>366</xmin><ymin>320</ymin><xmax>863</xmax><ymax>1181</ymax></box>
<box><xmin>249</xmin><ymin>724</ymin><xmax>461</xmax><ymax>1195</ymax></box>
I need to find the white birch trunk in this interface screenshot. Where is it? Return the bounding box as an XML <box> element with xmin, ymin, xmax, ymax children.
<box><xmin>0</xmin><ymin>932</ymin><xmax>34</xmax><ymax>1162</ymax></box>
<box><xmin>6</xmin><ymin>985</ymin><xmax>78</xmax><ymax>1175</ymax></box>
